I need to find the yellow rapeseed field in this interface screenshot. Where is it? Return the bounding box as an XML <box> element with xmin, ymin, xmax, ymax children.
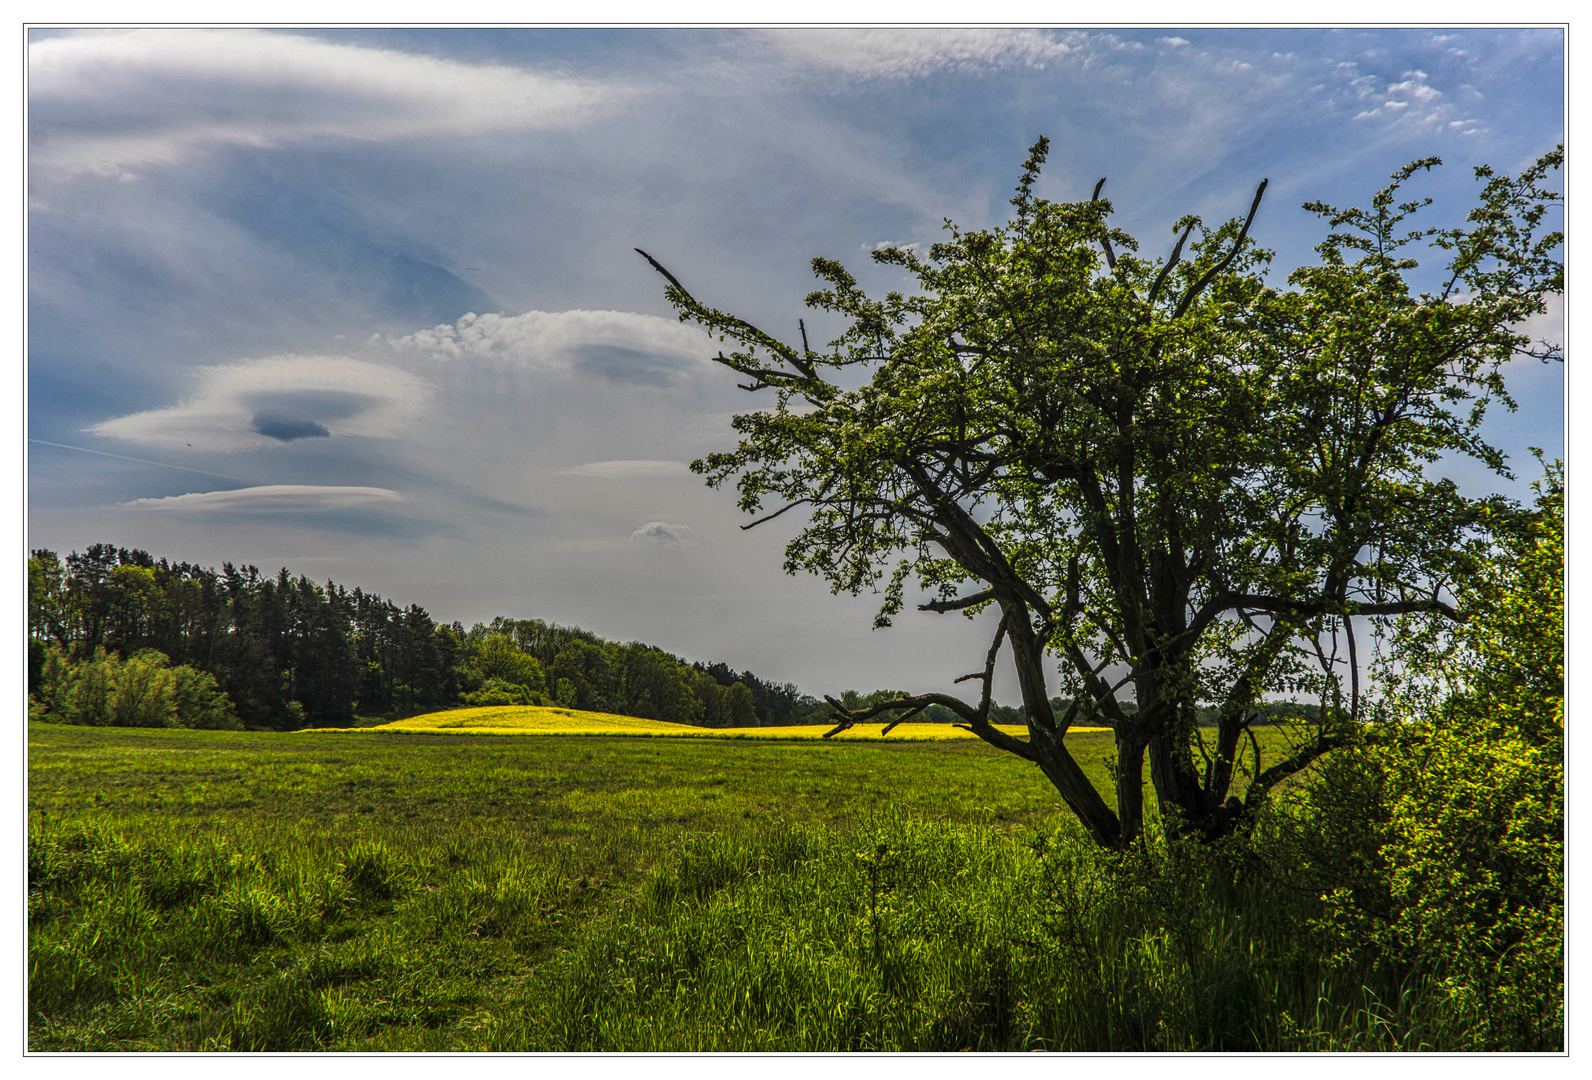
<box><xmin>309</xmin><ymin>704</ymin><xmax>1108</xmax><ymax>740</ymax></box>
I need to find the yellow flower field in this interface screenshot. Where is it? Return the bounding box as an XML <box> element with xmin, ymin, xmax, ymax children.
<box><xmin>309</xmin><ymin>704</ymin><xmax>1108</xmax><ymax>740</ymax></box>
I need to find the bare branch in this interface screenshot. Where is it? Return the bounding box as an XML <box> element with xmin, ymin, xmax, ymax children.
<box><xmin>1146</xmin><ymin>221</ymin><xmax>1197</xmax><ymax>309</ymax></box>
<box><xmin>1245</xmin><ymin>729</ymin><xmax>1349</xmax><ymax>807</ymax></box>
<box><xmin>740</xmin><ymin>499</ymin><xmax>813</xmax><ymax>531</ymax></box>
<box><xmin>880</xmin><ymin>703</ymin><xmax>928</xmax><ymax>735</ymax></box>
<box><xmin>1091</xmin><ymin>177</ymin><xmax>1117</xmax><ymax>270</ymax></box>
<box><xmin>920</xmin><ymin>588</ymin><xmax>996</xmax><ymax>613</ymax></box>
<box><xmin>1192</xmin><ymin>590</ymin><xmax>1464</xmax><ymax>628</ymax></box>
<box><xmin>637</xmin><ymin>249</ymin><xmax>818</xmax><ymax>380</ymax></box>
<box><xmin>978</xmin><ymin>612</ymin><xmax>1011</xmax><ymax>717</ymax></box>
<box><xmin>1172</xmin><ymin>178</ymin><xmax>1268</xmax><ymax>319</ymax></box>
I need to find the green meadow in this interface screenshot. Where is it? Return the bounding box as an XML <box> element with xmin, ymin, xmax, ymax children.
<box><xmin>30</xmin><ymin>719</ymin><xmax>1340</xmax><ymax>1053</ymax></box>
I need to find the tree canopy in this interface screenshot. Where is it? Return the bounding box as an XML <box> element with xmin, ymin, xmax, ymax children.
<box><xmin>641</xmin><ymin>138</ymin><xmax>1562</xmax><ymax>849</ymax></box>
<box><xmin>29</xmin><ymin>544</ymin><xmax>820</xmax><ymax>731</ymax></box>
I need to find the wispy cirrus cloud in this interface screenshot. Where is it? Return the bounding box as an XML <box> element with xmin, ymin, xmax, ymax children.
<box><xmin>28</xmin><ymin>29</ymin><xmax>632</xmax><ymax>183</ymax></box>
<box><xmin>88</xmin><ymin>355</ymin><xmax>431</xmax><ymax>453</ymax></box>
<box><xmin>120</xmin><ymin>484</ymin><xmax>435</xmax><ymax>539</ymax></box>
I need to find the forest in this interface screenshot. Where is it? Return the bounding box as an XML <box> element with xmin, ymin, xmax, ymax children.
<box><xmin>27</xmin><ymin>543</ymin><xmax>834</xmax><ymax>732</ymax></box>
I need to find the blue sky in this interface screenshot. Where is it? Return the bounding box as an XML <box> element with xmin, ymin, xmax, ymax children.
<box><xmin>24</xmin><ymin>25</ymin><xmax>1566</xmax><ymax>702</ymax></box>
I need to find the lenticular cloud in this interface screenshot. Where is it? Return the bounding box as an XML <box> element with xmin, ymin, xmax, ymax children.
<box><xmin>89</xmin><ymin>355</ymin><xmax>431</xmax><ymax>453</ymax></box>
<box><xmin>29</xmin><ymin>28</ymin><xmax>630</xmax><ymax>182</ymax></box>
<box><xmin>123</xmin><ymin>485</ymin><xmax>403</xmax><ymax>513</ymax></box>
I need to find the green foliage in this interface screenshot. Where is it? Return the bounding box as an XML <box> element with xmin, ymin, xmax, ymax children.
<box><xmin>462</xmin><ymin>678</ymin><xmax>543</xmax><ymax>707</ymax></box>
<box><xmin>1296</xmin><ymin>462</ymin><xmax>1562</xmax><ymax>1048</ymax></box>
<box><xmin>646</xmin><ymin>141</ymin><xmax>1562</xmax><ymax>847</ymax></box>
<box><xmin>168</xmin><ymin>664</ymin><xmax>243</xmax><ymax>730</ymax></box>
<box><xmin>725</xmin><ymin>681</ymin><xmax>757</xmax><ymax>726</ymax></box>
<box><xmin>30</xmin><ymin>645</ymin><xmax>242</xmax><ymax>731</ymax></box>
<box><xmin>111</xmin><ymin>650</ymin><xmax>178</xmax><ymax>728</ymax></box>
<box><xmin>466</xmin><ymin>634</ymin><xmax>546</xmax><ymax>698</ymax></box>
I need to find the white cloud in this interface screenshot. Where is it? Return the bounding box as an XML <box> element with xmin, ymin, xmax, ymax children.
<box><xmin>764</xmin><ymin>28</ymin><xmax>1084</xmax><ymax>81</ymax></box>
<box><xmin>1161</xmin><ymin>37</ymin><xmax>1190</xmax><ymax>48</ymax></box>
<box><xmin>630</xmin><ymin>521</ymin><xmax>693</xmax><ymax>546</ymax></box>
<box><xmin>387</xmin><ymin>309</ymin><xmax>715</xmax><ymax>386</ymax></box>
<box><xmin>1511</xmin><ymin>293</ymin><xmax>1564</xmax><ymax>360</ymax></box>
<box><xmin>123</xmin><ymin>485</ymin><xmax>403</xmax><ymax>512</ymax></box>
<box><xmin>1346</xmin><ymin>67</ymin><xmax>1475</xmax><ymax>133</ymax></box>
<box><xmin>1387</xmin><ymin>76</ymin><xmax>1441</xmax><ymax>103</ymax></box>
<box><xmin>559</xmin><ymin>460</ymin><xmax>692</xmax><ymax>479</ymax></box>
<box><xmin>89</xmin><ymin>355</ymin><xmax>431</xmax><ymax>452</ymax></box>
<box><xmin>29</xmin><ymin>29</ymin><xmax>630</xmax><ymax>182</ymax></box>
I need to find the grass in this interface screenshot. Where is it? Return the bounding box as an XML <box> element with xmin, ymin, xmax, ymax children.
<box><xmin>312</xmin><ymin>702</ymin><xmax>1110</xmax><ymax>741</ymax></box>
<box><xmin>33</xmin><ymin>718</ymin><xmax>1491</xmax><ymax>1052</ymax></box>
<box><xmin>29</xmin><ymin>720</ymin><xmax>1109</xmax><ymax>1050</ymax></box>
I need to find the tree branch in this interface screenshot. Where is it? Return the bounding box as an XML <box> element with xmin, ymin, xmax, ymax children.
<box><xmin>1146</xmin><ymin>221</ymin><xmax>1197</xmax><ymax>310</ymax></box>
<box><xmin>822</xmin><ymin>690</ymin><xmax>1038</xmax><ymax>761</ymax></box>
<box><xmin>919</xmin><ymin>589</ymin><xmax>996</xmax><ymax>613</ymax></box>
<box><xmin>740</xmin><ymin>499</ymin><xmax>813</xmax><ymax>531</ymax></box>
<box><xmin>1172</xmin><ymin>178</ymin><xmax>1268</xmax><ymax>319</ymax></box>
<box><xmin>1091</xmin><ymin>177</ymin><xmax>1117</xmax><ymax>270</ymax></box>
<box><xmin>637</xmin><ymin>249</ymin><xmax>818</xmax><ymax>380</ymax></box>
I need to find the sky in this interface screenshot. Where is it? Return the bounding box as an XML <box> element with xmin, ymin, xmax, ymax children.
<box><xmin>23</xmin><ymin>25</ymin><xmax>1566</xmax><ymax>705</ymax></box>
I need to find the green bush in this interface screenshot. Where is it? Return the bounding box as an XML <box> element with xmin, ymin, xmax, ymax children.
<box><xmin>462</xmin><ymin>678</ymin><xmax>543</xmax><ymax>707</ymax></box>
<box><xmin>28</xmin><ymin>645</ymin><xmax>242</xmax><ymax>730</ymax></box>
<box><xmin>1279</xmin><ymin>461</ymin><xmax>1563</xmax><ymax>1050</ymax></box>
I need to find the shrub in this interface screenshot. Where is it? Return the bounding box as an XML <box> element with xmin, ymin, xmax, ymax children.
<box><xmin>169</xmin><ymin>665</ymin><xmax>243</xmax><ymax>730</ymax></box>
<box><xmin>1287</xmin><ymin>460</ymin><xmax>1563</xmax><ymax>1049</ymax></box>
<box><xmin>462</xmin><ymin>678</ymin><xmax>542</xmax><ymax>707</ymax></box>
<box><xmin>111</xmin><ymin>651</ymin><xmax>177</xmax><ymax>728</ymax></box>
<box><xmin>29</xmin><ymin>645</ymin><xmax>243</xmax><ymax>730</ymax></box>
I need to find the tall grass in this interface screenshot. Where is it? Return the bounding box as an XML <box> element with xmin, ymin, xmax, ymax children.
<box><xmin>29</xmin><ymin>723</ymin><xmax>1558</xmax><ymax>1051</ymax></box>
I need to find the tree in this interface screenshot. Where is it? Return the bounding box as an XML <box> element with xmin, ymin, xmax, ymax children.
<box><xmin>640</xmin><ymin>139</ymin><xmax>1561</xmax><ymax>848</ymax></box>
<box><xmin>28</xmin><ymin>550</ymin><xmax>71</xmax><ymax>648</ymax></box>
<box><xmin>551</xmin><ymin>639</ymin><xmax>618</xmax><ymax>712</ymax></box>
<box><xmin>471</xmin><ymin>633</ymin><xmax>548</xmax><ymax>697</ymax></box>
<box><xmin>725</xmin><ymin>681</ymin><xmax>758</xmax><ymax>727</ymax></box>
<box><xmin>617</xmin><ymin>643</ymin><xmax>698</xmax><ymax>725</ymax></box>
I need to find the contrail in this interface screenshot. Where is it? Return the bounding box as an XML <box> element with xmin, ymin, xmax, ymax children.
<box><xmin>28</xmin><ymin>439</ymin><xmax>245</xmax><ymax>482</ymax></box>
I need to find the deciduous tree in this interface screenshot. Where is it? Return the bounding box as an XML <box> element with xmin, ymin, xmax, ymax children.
<box><xmin>640</xmin><ymin>139</ymin><xmax>1561</xmax><ymax>848</ymax></box>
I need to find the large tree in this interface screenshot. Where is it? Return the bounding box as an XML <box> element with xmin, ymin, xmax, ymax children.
<box><xmin>640</xmin><ymin>139</ymin><xmax>1561</xmax><ymax>849</ymax></box>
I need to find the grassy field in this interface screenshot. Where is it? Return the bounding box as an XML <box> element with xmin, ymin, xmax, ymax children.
<box><xmin>30</xmin><ymin>719</ymin><xmax>1386</xmax><ymax>1052</ymax></box>
<box><xmin>313</xmin><ymin>703</ymin><xmax>1111</xmax><ymax>741</ymax></box>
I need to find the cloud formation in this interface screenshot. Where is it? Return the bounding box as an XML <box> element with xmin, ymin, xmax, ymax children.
<box><xmin>29</xmin><ymin>29</ymin><xmax>630</xmax><ymax>182</ymax></box>
<box><xmin>764</xmin><ymin>28</ymin><xmax>1085</xmax><ymax>81</ymax></box>
<box><xmin>89</xmin><ymin>355</ymin><xmax>431</xmax><ymax>452</ymax></box>
<box><xmin>388</xmin><ymin>309</ymin><xmax>713</xmax><ymax>386</ymax></box>
<box><xmin>630</xmin><ymin>521</ymin><xmax>693</xmax><ymax>547</ymax></box>
<box><xmin>560</xmin><ymin>460</ymin><xmax>692</xmax><ymax>479</ymax></box>
<box><xmin>123</xmin><ymin>484</ymin><xmax>403</xmax><ymax>513</ymax></box>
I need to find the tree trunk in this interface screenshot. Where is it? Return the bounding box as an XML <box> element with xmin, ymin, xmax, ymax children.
<box><xmin>1035</xmin><ymin>743</ymin><xmax>1122</xmax><ymax>849</ymax></box>
<box><xmin>1115</xmin><ymin>733</ymin><xmax>1149</xmax><ymax>847</ymax></box>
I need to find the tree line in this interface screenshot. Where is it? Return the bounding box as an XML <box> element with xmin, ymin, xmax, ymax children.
<box><xmin>26</xmin><ymin>544</ymin><xmax>830</xmax><ymax>731</ymax></box>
